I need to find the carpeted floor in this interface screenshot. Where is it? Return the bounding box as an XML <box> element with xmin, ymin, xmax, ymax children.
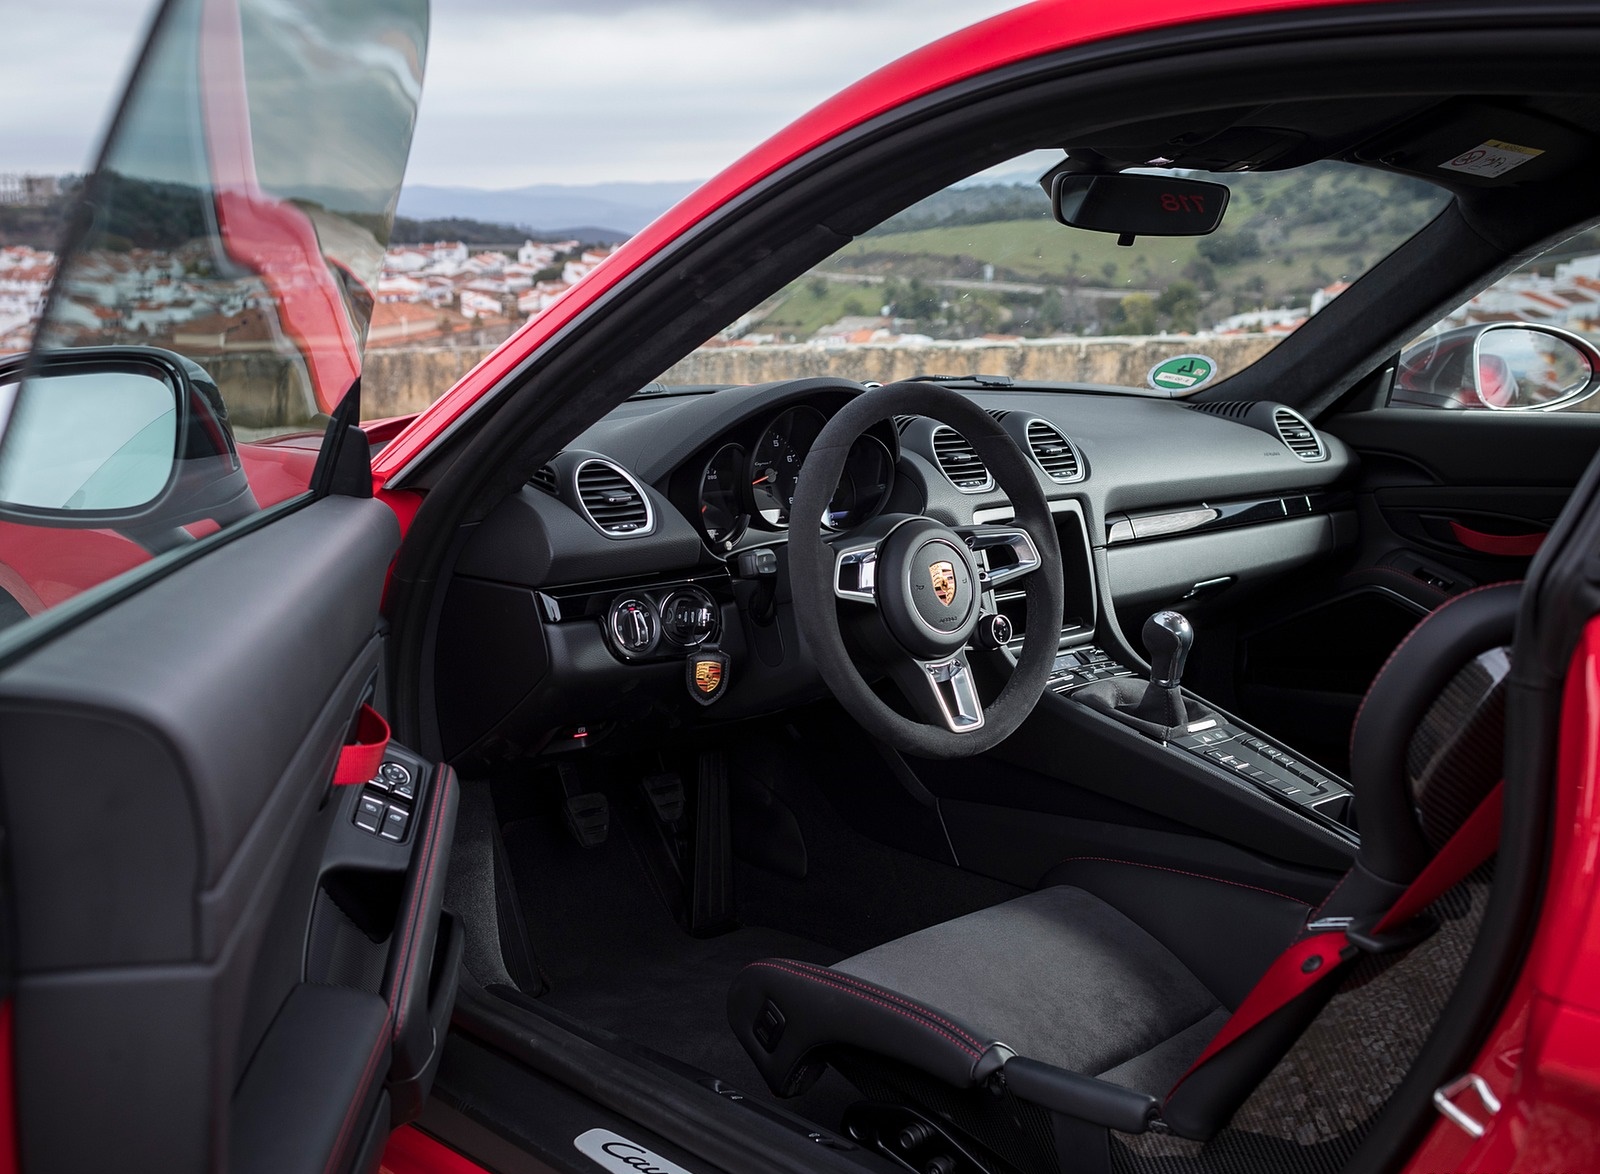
<box><xmin>498</xmin><ymin>778</ymin><xmax>865</xmax><ymax>1127</ymax></box>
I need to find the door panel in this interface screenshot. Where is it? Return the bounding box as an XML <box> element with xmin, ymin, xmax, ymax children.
<box><xmin>0</xmin><ymin>496</ymin><xmax>403</xmax><ymax>1171</ymax></box>
<box><xmin>1229</xmin><ymin>407</ymin><xmax>1600</xmax><ymax>773</ymax></box>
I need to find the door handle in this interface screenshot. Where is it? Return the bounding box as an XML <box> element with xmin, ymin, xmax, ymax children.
<box><xmin>1447</xmin><ymin>520</ymin><xmax>1545</xmax><ymax>557</ymax></box>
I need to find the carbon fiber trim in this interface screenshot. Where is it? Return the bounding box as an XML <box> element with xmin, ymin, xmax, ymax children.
<box><xmin>1406</xmin><ymin>648</ymin><xmax>1511</xmax><ymax>850</ymax></box>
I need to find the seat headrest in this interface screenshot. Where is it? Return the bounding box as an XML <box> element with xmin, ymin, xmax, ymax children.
<box><xmin>1349</xmin><ymin>582</ymin><xmax>1520</xmax><ymax>885</ymax></box>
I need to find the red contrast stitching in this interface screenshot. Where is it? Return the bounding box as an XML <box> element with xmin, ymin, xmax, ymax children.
<box><xmin>1348</xmin><ymin>580</ymin><xmax>1521</xmax><ymax>764</ymax></box>
<box><xmin>1051</xmin><ymin>856</ymin><xmax>1309</xmax><ymax>905</ymax></box>
<box><xmin>777</xmin><ymin>958</ymin><xmax>986</xmax><ymax>1050</ymax></box>
<box><xmin>323</xmin><ymin>766</ymin><xmax>451</xmax><ymax>1174</ymax></box>
<box><xmin>1310</xmin><ymin>867</ymin><xmax>1356</xmax><ymax>919</ymax></box>
<box><xmin>747</xmin><ymin>961</ymin><xmax>982</xmax><ymax>1059</ymax></box>
<box><xmin>392</xmin><ymin>766</ymin><xmax>454</xmax><ymax>1039</ymax></box>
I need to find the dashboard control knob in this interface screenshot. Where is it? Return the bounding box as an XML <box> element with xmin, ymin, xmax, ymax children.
<box><xmin>972</xmin><ymin>612</ymin><xmax>1014</xmax><ymax>650</ymax></box>
<box><xmin>608</xmin><ymin>597</ymin><xmax>660</xmax><ymax>657</ymax></box>
<box><xmin>1143</xmin><ymin>610</ymin><xmax>1194</xmax><ymax>688</ymax></box>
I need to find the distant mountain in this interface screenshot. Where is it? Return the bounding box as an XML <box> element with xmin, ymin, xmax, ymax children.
<box><xmin>395</xmin><ymin>180</ymin><xmax>701</xmax><ymax>238</ymax></box>
<box><xmin>388</xmin><ymin>214</ymin><xmax>629</xmax><ymax>246</ymax></box>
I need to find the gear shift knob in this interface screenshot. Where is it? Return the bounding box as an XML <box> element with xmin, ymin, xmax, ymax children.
<box><xmin>1143</xmin><ymin>611</ymin><xmax>1194</xmax><ymax>689</ymax></box>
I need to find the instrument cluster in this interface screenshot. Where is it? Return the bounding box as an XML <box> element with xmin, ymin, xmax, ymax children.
<box><xmin>681</xmin><ymin>401</ymin><xmax>899</xmax><ymax>554</ymax></box>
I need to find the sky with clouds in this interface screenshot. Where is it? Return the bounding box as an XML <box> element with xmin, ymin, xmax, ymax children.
<box><xmin>3</xmin><ymin>0</ymin><xmax>1021</xmax><ymax>190</ymax></box>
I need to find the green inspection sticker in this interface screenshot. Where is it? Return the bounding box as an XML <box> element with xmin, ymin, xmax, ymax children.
<box><xmin>1147</xmin><ymin>354</ymin><xmax>1217</xmax><ymax>391</ymax></box>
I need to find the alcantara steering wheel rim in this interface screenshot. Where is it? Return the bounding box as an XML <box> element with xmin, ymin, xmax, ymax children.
<box><xmin>788</xmin><ymin>382</ymin><xmax>1064</xmax><ymax>758</ymax></box>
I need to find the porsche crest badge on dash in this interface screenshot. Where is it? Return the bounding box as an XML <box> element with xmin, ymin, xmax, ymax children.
<box><xmin>687</xmin><ymin>648</ymin><xmax>730</xmax><ymax>705</ymax></box>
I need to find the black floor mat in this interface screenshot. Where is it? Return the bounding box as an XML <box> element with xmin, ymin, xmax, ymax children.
<box><xmin>499</xmin><ymin>783</ymin><xmax>863</xmax><ymax>1126</ymax></box>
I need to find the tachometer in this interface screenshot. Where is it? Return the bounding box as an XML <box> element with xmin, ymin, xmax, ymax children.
<box><xmin>697</xmin><ymin>443</ymin><xmax>748</xmax><ymax>550</ymax></box>
<box><xmin>749</xmin><ymin>406</ymin><xmax>826</xmax><ymax>527</ymax></box>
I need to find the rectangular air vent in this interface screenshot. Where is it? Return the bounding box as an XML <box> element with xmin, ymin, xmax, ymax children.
<box><xmin>1025</xmin><ymin>419</ymin><xmax>1083</xmax><ymax>482</ymax></box>
<box><xmin>932</xmin><ymin>427</ymin><xmax>993</xmax><ymax>492</ymax></box>
<box><xmin>575</xmin><ymin>460</ymin><xmax>654</xmax><ymax>536</ymax></box>
<box><xmin>1184</xmin><ymin>401</ymin><xmax>1254</xmax><ymax>419</ymax></box>
<box><xmin>530</xmin><ymin>465</ymin><xmax>559</xmax><ymax>495</ymax></box>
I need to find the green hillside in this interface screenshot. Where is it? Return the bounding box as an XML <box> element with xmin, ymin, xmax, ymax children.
<box><xmin>762</xmin><ymin>162</ymin><xmax>1452</xmax><ymax>340</ymax></box>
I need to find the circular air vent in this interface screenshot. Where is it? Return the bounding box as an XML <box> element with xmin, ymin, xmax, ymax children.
<box><xmin>1271</xmin><ymin>408</ymin><xmax>1327</xmax><ymax>462</ymax></box>
<box><xmin>931</xmin><ymin>426</ymin><xmax>994</xmax><ymax>493</ymax></box>
<box><xmin>1024</xmin><ymin>419</ymin><xmax>1084</xmax><ymax>483</ymax></box>
<box><xmin>574</xmin><ymin>459</ymin><xmax>656</xmax><ymax>537</ymax></box>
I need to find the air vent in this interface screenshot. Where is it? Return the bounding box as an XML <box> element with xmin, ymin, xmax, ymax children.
<box><xmin>932</xmin><ymin>427</ymin><xmax>993</xmax><ymax>492</ymax></box>
<box><xmin>894</xmin><ymin>415</ymin><xmax>919</xmax><ymax>433</ymax></box>
<box><xmin>1025</xmin><ymin>419</ymin><xmax>1084</xmax><ymax>482</ymax></box>
<box><xmin>1184</xmin><ymin>401</ymin><xmax>1254</xmax><ymax>419</ymax></box>
<box><xmin>530</xmin><ymin>465</ymin><xmax>559</xmax><ymax>495</ymax></box>
<box><xmin>987</xmin><ymin>409</ymin><xmax>1010</xmax><ymax>423</ymax></box>
<box><xmin>1272</xmin><ymin>408</ymin><xmax>1326</xmax><ymax>461</ymax></box>
<box><xmin>574</xmin><ymin>459</ymin><xmax>655</xmax><ymax>537</ymax></box>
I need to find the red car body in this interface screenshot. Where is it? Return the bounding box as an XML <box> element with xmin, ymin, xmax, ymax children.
<box><xmin>362</xmin><ymin>2</ymin><xmax>1600</xmax><ymax>1165</ymax></box>
<box><xmin>7</xmin><ymin>0</ymin><xmax>1600</xmax><ymax>1169</ymax></box>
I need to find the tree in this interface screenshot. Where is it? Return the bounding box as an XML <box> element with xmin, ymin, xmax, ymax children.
<box><xmin>1117</xmin><ymin>293</ymin><xmax>1159</xmax><ymax>336</ymax></box>
<box><xmin>1037</xmin><ymin>289</ymin><xmax>1066</xmax><ymax>334</ymax></box>
<box><xmin>1154</xmin><ymin>281</ymin><xmax>1201</xmax><ymax>333</ymax></box>
<box><xmin>1196</xmin><ymin>229</ymin><xmax>1262</xmax><ymax>265</ymax></box>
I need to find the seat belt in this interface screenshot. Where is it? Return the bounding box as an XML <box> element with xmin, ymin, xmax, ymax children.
<box><xmin>1169</xmin><ymin>781</ymin><xmax>1504</xmax><ymax>1093</ymax></box>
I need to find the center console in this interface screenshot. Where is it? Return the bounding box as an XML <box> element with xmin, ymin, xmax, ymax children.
<box><xmin>1040</xmin><ymin>638</ymin><xmax>1350</xmax><ymax>819</ymax></box>
<box><xmin>990</xmin><ymin>508</ymin><xmax>1352</xmax><ymax>826</ymax></box>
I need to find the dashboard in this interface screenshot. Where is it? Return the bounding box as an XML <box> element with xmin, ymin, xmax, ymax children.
<box><xmin>440</xmin><ymin>378</ymin><xmax>1356</xmax><ymax>765</ymax></box>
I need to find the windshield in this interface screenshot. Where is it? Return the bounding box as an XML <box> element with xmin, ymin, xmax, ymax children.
<box><xmin>657</xmin><ymin>155</ymin><xmax>1451</xmax><ymax>393</ymax></box>
<box><xmin>28</xmin><ymin>0</ymin><xmax>426</xmax><ymax>439</ymax></box>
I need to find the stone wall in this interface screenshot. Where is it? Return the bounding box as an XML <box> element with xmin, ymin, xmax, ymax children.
<box><xmin>207</xmin><ymin>335</ymin><xmax>1281</xmax><ymax>427</ymax></box>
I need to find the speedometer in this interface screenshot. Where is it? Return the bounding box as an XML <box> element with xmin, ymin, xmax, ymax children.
<box><xmin>749</xmin><ymin>405</ymin><xmax>826</xmax><ymax>526</ymax></box>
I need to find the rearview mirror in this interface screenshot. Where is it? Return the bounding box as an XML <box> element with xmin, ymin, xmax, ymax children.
<box><xmin>1047</xmin><ymin>172</ymin><xmax>1230</xmax><ymax>241</ymax></box>
<box><xmin>1394</xmin><ymin>322</ymin><xmax>1600</xmax><ymax>412</ymax></box>
<box><xmin>0</xmin><ymin>348</ymin><xmax>259</xmax><ymax>549</ymax></box>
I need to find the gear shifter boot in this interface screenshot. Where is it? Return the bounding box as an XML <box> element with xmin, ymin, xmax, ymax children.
<box><xmin>1073</xmin><ymin>611</ymin><xmax>1204</xmax><ymax>740</ymax></box>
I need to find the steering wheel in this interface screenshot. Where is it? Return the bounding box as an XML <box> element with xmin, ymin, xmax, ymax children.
<box><xmin>789</xmin><ymin>382</ymin><xmax>1064</xmax><ymax>758</ymax></box>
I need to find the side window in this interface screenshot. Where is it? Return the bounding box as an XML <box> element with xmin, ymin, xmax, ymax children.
<box><xmin>0</xmin><ymin>0</ymin><xmax>424</xmax><ymax>633</ymax></box>
<box><xmin>1392</xmin><ymin>229</ymin><xmax>1600</xmax><ymax>413</ymax></box>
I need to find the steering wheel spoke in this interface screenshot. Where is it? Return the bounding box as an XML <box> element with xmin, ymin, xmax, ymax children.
<box><xmin>832</xmin><ymin>538</ymin><xmax>881</xmax><ymax>604</ymax></box>
<box><xmin>889</xmin><ymin>651</ymin><xmax>985</xmax><ymax>734</ymax></box>
<box><xmin>955</xmin><ymin>524</ymin><xmax>1043</xmax><ymax>591</ymax></box>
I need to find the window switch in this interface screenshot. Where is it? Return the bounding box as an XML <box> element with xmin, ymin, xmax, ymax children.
<box><xmin>355</xmin><ymin>794</ymin><xmax>385</xmax><ymax>834</ymax></box>
<box><xmin>380</xmin><ymin>805</ymin><xmax>410</xmax><ymax>841</ymax></box>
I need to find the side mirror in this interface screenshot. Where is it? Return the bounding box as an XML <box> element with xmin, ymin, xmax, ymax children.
<box><xmin>0</xmin><ymin>347</ymin><xmax>259</xmax><ymax>550</ymax></box>
<box><xmin>1395</xmin><ymin>323</ymin><xmax>1600</xmax><ymax>412</ymax></box>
